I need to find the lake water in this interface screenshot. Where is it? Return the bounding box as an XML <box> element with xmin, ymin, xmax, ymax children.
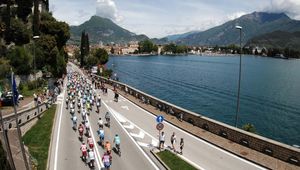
<box><xmin>107</xmin><ymin>55</ymin><xmax>300</xmax><ymax>146</ymax></box>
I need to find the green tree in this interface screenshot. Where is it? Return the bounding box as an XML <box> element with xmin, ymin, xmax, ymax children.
<box><xmin>33</xmin><ymin>0</ymin><xmax>40</xmax><ymax>35</ymax></box>
<box><xmin>0</xmin><ymin>58</ymin><xmax>11</xmax><ymax>79</ymax></box>
<box><xmin>80</xmin><ymin>30</ymin><xmax>89</xmax><ymax>67</ymax></box>
<box><xmin>0</xmin><ymin>141</ymin><xmax>11</xmax><ymax>170</ymax></box>
<box><xmin>16</xmin><ymin>0</ymin><xmax>33</xmax><ymax>22</ymax></box>
<box><xmin>40</xmin><ymin>18</ymin><xmax>70</xmax><ymax>49</ymax></box>
<box><xmin>94</xmin><ymin>48</ymin><xmax>109</xmax><ymax>65</ymax></box>
<box><xmin>7</xmin><ymin>46</ymin><xmax>32</xmax><ymax>75</ymax></box>
<box><xmin>138</xmin><ymin>40</ymin><xmax>157</xmax><ymax>53</ymax></box>
<box><xmin>10</xmin><ymin>18</ymin><xmax>31</xmax><ymax>45</ymax></box>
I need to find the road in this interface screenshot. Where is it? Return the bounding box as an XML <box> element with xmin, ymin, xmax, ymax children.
<box><xmin>48</xmin><ymin>65</ymin><xmax>159</xmax><ymax>170</ymax></box>
<box><xmin>49</xmin><ymin>63</ymin><xmax>266</xmax><ymax>170</ymax></box>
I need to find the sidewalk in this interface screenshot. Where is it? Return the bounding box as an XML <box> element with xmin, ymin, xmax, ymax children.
<box><xmin>103</xmin><ymin>83</ymin><xmax>299</xmax><ymax>170</ymax></box>
<box><xmin>1</xmin><ymin>97</ymin><xmax>34</xmax><ymax>117</ymax></box>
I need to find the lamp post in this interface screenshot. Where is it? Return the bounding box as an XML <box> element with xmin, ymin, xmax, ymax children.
<box><xmin>235</xmin><ymin>25</ymin><xmax>242</xmax><ymax>127</ymax></box>
<box><xmin>33</xmin><ymin>35</ymin><xmax>40</xmax><ymax>88</ymax></box>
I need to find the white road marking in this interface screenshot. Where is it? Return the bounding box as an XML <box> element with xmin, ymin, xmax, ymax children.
<box><xmin>137</xmin><ymin>141</ymin><xmax>151</xmax><ymax>148</ymax></box>
<box><xmin>123</xmin><ymin>124</ymin><xmax>134</xmax><ymax>129</ymax></box>
<box><xmin>54</xmin><ymin>86</ymin><xmax>65</xmax><ymax>170</ymax></box>
<box><xmin>118</xmin><ymin>92</ymin><xmax>266</xmax><ymax>170</ymax></box>
<box><xmin>102</xmin><ymin>101</ymin><xmax>160</xmax><ymax>170</ymax></box>
<box><xmin>130</xmin><ymin>131</ymin><xmax>145</xmax><ymax>139</ymax></box>
<box><xmin>151</xmin><ymin>139</ymin><xmax>158</xmax><ymax>147</ymax></box>
<box><xmin>121</xmin><ymin>106</ymin><xmax>129</xmax><ymax>110</ymax></box>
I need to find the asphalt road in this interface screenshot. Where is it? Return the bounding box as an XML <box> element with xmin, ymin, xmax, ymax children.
<box><xmin>49</xmin><ymin>63</ymin><xmax>266</xmax><ymax>170</ymax></box>
<box><xmin>48</xmin><ymin>65</ymin><xmax>158</xmax><ymax>170</ymax></box>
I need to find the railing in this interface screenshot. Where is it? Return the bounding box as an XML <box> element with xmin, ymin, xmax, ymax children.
<box><xmin>0</xmin><ymin>100</ymin><xmax>53</xmax><ymax>131</ymax></box>
<box><xmin>91</xmin><ymin>73</ymin><xmax>300</xmax><ymax>166</ymax></box>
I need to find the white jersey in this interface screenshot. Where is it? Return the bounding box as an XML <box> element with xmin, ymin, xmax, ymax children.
<box><xmin>98</xmin><ymin>120</ymin><xmax>103</xmax><ymax>126</ymax></box>
<box><xmin>88</xmin><ymin>151</ymin><xmax>95</xmax><ymax>160</ymax></box>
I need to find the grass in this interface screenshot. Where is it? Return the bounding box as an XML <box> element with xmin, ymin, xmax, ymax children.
<box><xmin>157</xmin><ymin>150</ymin><xmax>197</xmax><ymax>170</ymax></box>
<box><xmin>22</xmin><ymin>105</ymin><xmax>57</xmax><ymax>170</ymax></box>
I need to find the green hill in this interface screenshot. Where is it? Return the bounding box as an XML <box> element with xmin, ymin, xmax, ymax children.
<box><xmin>69</xmin><ymin>15</ymin><xmax>149</xmax><ymax>45</ymax></box>
<box><xmin>246</xmin><ymin>31</ymin><xmax>300</xmax><ymax>50</ymax></box>
<box><xmin>177</xmin><ymin>12</ymin><xmax>300</xmax><ymax>46</ymax></box>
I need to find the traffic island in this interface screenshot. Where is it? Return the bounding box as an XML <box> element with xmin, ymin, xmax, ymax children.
<box><xmin>22</xmin><ymin>105</ymin><xmax>56</xmax><ymax>170</ymax></box>
<box><xmin>152</xmin><ymin>149</ymin><xmax>198</xmax><ymax>170</ymax></box>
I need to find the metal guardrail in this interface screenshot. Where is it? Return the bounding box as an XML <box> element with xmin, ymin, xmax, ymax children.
<box><xmin>90</xmin><ymin>73</ymin><xmax>300</xmax><ymax>166</ymax></box>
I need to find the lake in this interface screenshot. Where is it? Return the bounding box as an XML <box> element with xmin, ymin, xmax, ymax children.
<box><xmin>107</xmin><ymin>55</ymin><xmax>300</xmax><ymax>146</ymax></box>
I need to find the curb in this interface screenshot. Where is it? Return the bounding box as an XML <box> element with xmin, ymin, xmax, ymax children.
<box><xmin>150</xmin><ymin>149</ymin><xmax>170</xmax><ymax>170</ymax></box>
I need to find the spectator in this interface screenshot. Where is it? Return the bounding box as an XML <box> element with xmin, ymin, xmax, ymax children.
<box><xmin>159</xmin><ymin>131</ymin><xmax>165</xmax><ymax>150</ymax></box>
<box><xmin>33</xmin><ymin>93</ymin><xmax>38</xmax><ymax>105</ymax></box>
<box><xmin>179</xmin><ymin>112</ymin><xmax>184</xmax><ymax>122</ymax></box>
<box><xmin>170</xmin><ymin>132</ymin><xmax>177</xmax><ymax>152</ymax></box>
<box><xmin>179</xmin><ymin>138</ymin><xmax>184</xmax><ymax>155</ymax></box>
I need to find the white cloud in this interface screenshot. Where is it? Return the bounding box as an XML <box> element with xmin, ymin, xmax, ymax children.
<box><xmin>95</xmin><ymin>0</ymin><xmax>123</xmax><ymax>22</ymax></box>
<box><xmin>264</xmin><ymin>0</ymin><xmax>300</xmax><ymax>19</ymax></box>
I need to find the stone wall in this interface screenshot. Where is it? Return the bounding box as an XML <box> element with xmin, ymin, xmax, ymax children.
<box><xmin>92</xmin><ymin>73</ymin><xmax>300</xmax><ymax>166</ymax></box>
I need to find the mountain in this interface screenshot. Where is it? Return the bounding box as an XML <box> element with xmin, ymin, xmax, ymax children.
<box><xmin>165</xmin><ymin>31</ymin><xmax>199</xmax><ymax>41</ymax></box>
<box><xmin>177</xmin><ymin>12</ymin><xmax>300</xmax><ymax>46</ymax></box>
<box><xmin>69</xmin><ymin>16</ymin><xmax>149</xmax><ymax>44</ymax></box>
<box><xmin>246</xmin><ymin>31</ymin><xmax>300</xmax><ymax>50</ymax></box>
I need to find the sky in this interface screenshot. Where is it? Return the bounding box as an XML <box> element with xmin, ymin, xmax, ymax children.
<box><xmin>50</xmin><ymin>0</ymin><xmax>300</xmax><ymax>38</ymax></box>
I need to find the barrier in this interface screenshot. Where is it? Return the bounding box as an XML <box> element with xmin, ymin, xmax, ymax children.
<box><xmin>0</xmin><ymin>100</ymin><xmax>53</xmax><ymax>131</ymax></box>
<box><xmin>91</xmin><ymin>73</ymin><xmax>300</xmax><ymax>166</ymax></box>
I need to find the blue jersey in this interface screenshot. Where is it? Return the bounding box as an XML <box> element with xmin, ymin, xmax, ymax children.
<box><xmin>114</xmin><ymin>136</ymin><xmax>120</xmax><ymax>145</ymax></box>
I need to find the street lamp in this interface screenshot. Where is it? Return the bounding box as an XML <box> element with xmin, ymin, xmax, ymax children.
<box><xmin>235</xmin><ymin>25</ymin><xmax>242</xmax><ymax>127</ymax></box>
<box><xmin>33</xmin><ymin>35</ymin><xmax>40</xmax><ymax>88</ymax></box>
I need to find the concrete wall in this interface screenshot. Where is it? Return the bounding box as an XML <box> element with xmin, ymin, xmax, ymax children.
<box><xmin>91</xmin><ymin>73</ymin><xmax>300</xmax><ymax>166</ymax></box>
<box><xmin>0</xmin><ymin>100</ymin><xmax>53</xmax><ymax>131</ymax></box>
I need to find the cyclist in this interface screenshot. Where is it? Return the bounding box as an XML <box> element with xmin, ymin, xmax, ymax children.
<box><xmin>87</xmin><ymin>136</ymin><xmax>94</xmax><ymax>149</ymax></box>
<box><xmin>98</xmin><ymin>128</ymin><xmax>105</xmax><ymax>146</ymax></box>
<box><xmin>105</xmin><ymin>112</ymin><xmax>110</xmax><ymax>127</ymax></box>
<box><xmin>78</xmin><ymin>124</ymin><xmax>84</xmax><ymax>140</ymax></box>
<box><xmin>113</xmin><ymin>134</ymin><xmax>121</xmax><ymax>156</ymax></box>
<box><xmin>80</xmin><ymin>142</ymin><xmax>88</xmax><ymax>161</ymax></box>
<box><xmin>72</xmin><ymin>114</ymin><xmax>77</xmax><ymax>130</ymax></box>
<box><xmin>88</xmin><ymin>149</ymin><xmax>95</xmax><ymax>168</ymax></box>
<box><xmin>104</xmin><ymin>141</ymin><xmax>111</xmax><ymax>154</ymax></box>
<box><xmin>98</xmin><ymin>118</ymin><xmax>104</xmax><ymax>129</ymax></box>
<box><xmin>85</xmin><ymin>120</ymin><xmax>90</xmax><ymax>136</ymax></box>
<box><xmin>96</xmin><ymin>101</ymin><xmax>101</xmax><ymax>113</ymax></box>
<box><xmin>102</xmin><ymin>151</ymin><xmax>112</xmax><ymax>169</ymax></box>
<box><xmin>82</xmin><ymin>109</ymin><xmax>87</xmax><ymax>122</ymax></box>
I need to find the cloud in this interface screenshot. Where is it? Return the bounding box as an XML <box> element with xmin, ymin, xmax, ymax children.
<box><xmin>264</xmin><ymin>0</ymin><xmax>300</xmax><ymax>19</ymax></box>
<box><xmin>95</xmin><ymin>0</ymin><xmax>123</xmax><ymax>22</ymax></box>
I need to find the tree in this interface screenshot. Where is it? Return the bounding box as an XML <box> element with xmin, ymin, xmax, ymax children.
<box><xmin>7</xmin><ymin>46</ymin><xmax>32</xmax><ymax>75</ymax></box>
<box><xmin>39</xmin><ymin>17</ymin><xmax>70</xmax><ymax>49</ymax></box>
<box><xmin>110</xmin><ymin>47</ymin><xmax>114</xmax><ymax>54</ymax></box>
<box><xmin>80</xmin><ymin>30</ymin><xmax>89</xmax><ymax>67</ymax></box>
<box><xmin>16</xmin><ymin>0</ymin><xmax>33</xmax><ymax>22</ymax></box>
<box><xmin>80</xmin><ymin>30</ymin><xmax>86</xmax><ymax>67</ymax></box>
<box><xmin>94</xmin><ymin>48</ymin><xmax>109</xmax><ymax>65</ymax></box>
<box><xmin>138</xmin><ymin>40</ymin><xmax>157</xmax><ymax>53</ymax></box>
<box><xmin>0</xmin><ymin>58</ymin><xmax>11</xmax><ymax>79</ymax></box>
<box><xmin>10</xmin><ymin>18</ymin><xmax>31</xmax><ymax>45</ymax></box>
<box><xmin>33</xmin><ymin>0</ymin><xmax>40</xmax><ymax>36</ymax></box>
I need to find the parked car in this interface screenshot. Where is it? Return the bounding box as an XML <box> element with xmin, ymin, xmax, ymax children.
<box><xmin>6</xmin><ymin>91</ymin><xmax>24</xmax><ymax>100</ymax></box>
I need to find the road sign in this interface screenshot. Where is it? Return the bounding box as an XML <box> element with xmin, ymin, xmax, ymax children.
<box><xmin>156</xmin><ymin>115</ymin><xmax>164</xmax><ymax>123</ymax></box>
<box><xmin>156</xmin><ymin>123</ymin><xmax>164</xmax><ymax>131</ymax></box>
